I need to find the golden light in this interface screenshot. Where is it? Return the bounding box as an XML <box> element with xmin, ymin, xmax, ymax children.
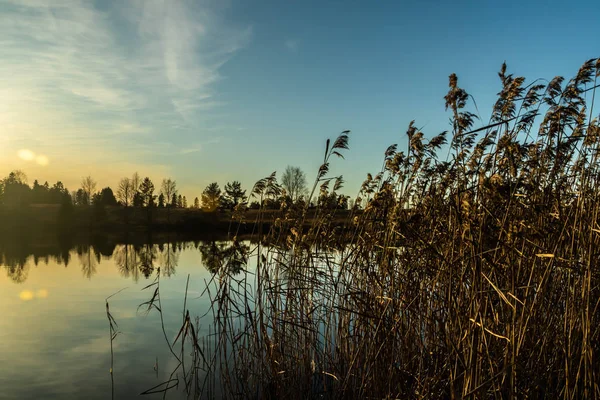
<box><xmin>36</xmin><ymin>289</ymin><xmax>48</xmax><ymax>298</ymax></box>
<box><xmin>17</xmin><ymin>149</ymin><xmax>35</xmax><ymax>161</ymax></box>
<box><xmin>36</xmin><ymin>155</ymin><xmax>49</xmax><ymax>166</ymax></box>
<box><xmin>19</xmin><ymin>290</ymin><xmax>34</xmax><ymax>301</ymax></box>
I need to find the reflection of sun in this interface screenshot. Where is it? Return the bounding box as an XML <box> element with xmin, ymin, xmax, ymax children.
<box><xmin>18</xmin><ymin>289</ymin><xmax>48</xmax><ymax>300</ymax></box>
<box><xmin>19</xmin><ymin>290</ymin><xmax>34</xmax><ymax>301</ymax></box>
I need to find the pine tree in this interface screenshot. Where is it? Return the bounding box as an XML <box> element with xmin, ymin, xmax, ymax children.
<box><xmin>138</xmin><ymin>177</ymin><xmax>155</xmax><ymax>207</ymax></box>
<box><xmin>201</xmin><ymin>183</ymin><xmax>222</xmax><ymax>212</ymax></box>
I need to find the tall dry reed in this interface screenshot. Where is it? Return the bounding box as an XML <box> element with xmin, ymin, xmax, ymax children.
<box><xmin>150</xmin><ymin>58</ymin><xmax>600</xmax><ymax>399</ymax></box>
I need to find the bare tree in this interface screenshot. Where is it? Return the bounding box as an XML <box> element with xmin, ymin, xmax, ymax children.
<box><xmin>281</xmin><ymin>166</ymin><xmax>307</xmax><ymax>201</ymax></box>
<box><xmin>130</xmin><ymin>172</ymin><xmax>141</xmax><ymax>193</ymax></box>
<box><xmin>160</xmin><ymin>178</ymin><xmax>177</xmax><ymax>207</ymax></box>
<box><xmin>81</xmin><ymin>176</ymin><xmax>97</xmax><ymax>205</ymax></box>
<box><xmin>116</xmin><ymin>177</ymin><xmax>134</xmax><ymax>206</ymax></box>
<box><xmin>9</xmin><ymin>169</ymin><xmax>28</xmax><ymax>184</ymax></box>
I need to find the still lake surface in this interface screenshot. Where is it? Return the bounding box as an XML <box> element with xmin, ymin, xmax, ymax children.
<box><xmin>0</xmin><ymin>237</ymin><xmax>244</xmax><ymax>399</ymax></box>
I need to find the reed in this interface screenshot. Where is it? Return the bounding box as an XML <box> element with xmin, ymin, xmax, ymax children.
<box><xmin>148</xmin><ymin>58</ymin><xmax>600</xmax><ymax>399</ymax></box>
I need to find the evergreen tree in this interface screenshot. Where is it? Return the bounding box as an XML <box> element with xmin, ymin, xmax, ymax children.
<box><xmin>223</xmin><ymin>181</ymin><xmax>247</xmax><ymax>209</ymax></box>
<box><xmin>1</xmin><ymin>170</ymin><xmax>31</xmax><ymax>206</ymax></box>
<box><xmin>50</xmin><ymin>182</ymin><xmax>68</xmax><ymax>204</ymax></box>
<box><xmin>94</xmin><ymin>187</ymin><xmax>117</xmax><ymax>206</ymax></box>
<box><xmin>133</xmin><ymin>192</ymin><xmax>144</xmax><ymax>208</ymax></box>
<box><xmin>138</xmin><ymin>177</ymin><xmax>155</xmax><ymax>207</ymax></box>
<box><xmin>201</xmin><ymin>182</ymin><xmax>222</xmax><ymax>212</ymax></box>
<box><xmin>74</xmin><ymin>188</ymin><xmax>89</xmax><ymax>206</ymax></box>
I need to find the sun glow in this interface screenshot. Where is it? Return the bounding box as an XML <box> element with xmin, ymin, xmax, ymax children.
<box><xmin>17</xmin><ymin>149</ymin><xmax>49</xmax><ymax>166</ymax></box>
<box><xmin>17</xmin><ymin>149</ymin><xmax>35</xmax><ymax>161</ymax></box>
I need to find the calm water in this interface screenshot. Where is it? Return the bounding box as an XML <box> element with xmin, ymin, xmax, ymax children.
<box><xmin>0</xmin><ymin>238</ymin><xmax>245</xmax><ymax>399</ymax></box>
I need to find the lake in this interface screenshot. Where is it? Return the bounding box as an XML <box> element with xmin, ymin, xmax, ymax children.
<box><xmin>0</xmin><ymin>237</ymin><xmax>248</xmax><ymax>399</ymax></box>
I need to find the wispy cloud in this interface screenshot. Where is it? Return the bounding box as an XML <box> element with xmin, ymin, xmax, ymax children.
<box><xmin>0</xmin><ymin>0</ymin><xmax>251</xmax><ymax>185</ymax></box>
<box><xmin>180</xmin><ymin>147</ymin><xmax>202</xmax><ymax>155</ymax></box>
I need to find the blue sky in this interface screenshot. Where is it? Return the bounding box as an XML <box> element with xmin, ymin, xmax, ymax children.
<box><xmin>0</xmin><ymin>0</ymin><xmax>598</xmax><ymax>198</ymax></box>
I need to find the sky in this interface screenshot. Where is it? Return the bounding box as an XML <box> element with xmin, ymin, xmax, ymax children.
<box><xmin>0</xmin><ymin>0</ymin><xmax>598</xmax><ymax>199</ymax></box>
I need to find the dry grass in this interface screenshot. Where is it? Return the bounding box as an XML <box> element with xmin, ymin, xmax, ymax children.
<box><xmin>148</xmin><ymin>58</ymin><xmax>600</xmax><ymax>399</ymax></box>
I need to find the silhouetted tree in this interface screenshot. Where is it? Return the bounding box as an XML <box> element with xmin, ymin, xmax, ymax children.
<box><xmin>131</xmin><ymin>172</ymin><xmax>141</xmax><ymax>193</ymax></box>
<box><xmin>171</xmin><ymin>193</ymin><xmax>178</xmax><ymax>208</ymax></box>
<box><xmin>92</xmin><ymin>194</ymin><xmax>108</xmax><ymax>223</ymax></box>
<box><xmin>317</xmin><ymin>191</ymin><xmax>348</xmax><ymax>209</ymax></box>
<box><xmin>201</xmin><ymin>182</ymin><xmax>222</xmax><ymax>212</ymax></box>
<box><xmin>133</xmin><ymin>192</ymin><xmax>144</xmax><ymax>208</ymax></box>
<box><xmin>177</xmin><ymin>194</ymin><xmax>183</xmax><ymax>208</ymax></box>
<box><xmin>50</xmin><ymin>181</ymin><xmax>69</xmax><ymax>204</ymax></box>
<box><xmin>1</xmin><ymin>170</ymin><xmax>30</xmax><ymax>206</ymax></box>
<box><xmin>193</xmin><ymin>197</ymin><xmax>200</xmax><ymax>209</ymax></box>
<box><xmin>80</xmin><ymin>176</ymin><xmax>96</xmax><ymax>206</ymax></box>
<box><xmin>94</xmin><ymin>187</ymin><xmax>117</xmax><ymax>207</ymax></box>
<box><xmin>158</xmin><ymin>193</ymin><xmax>165</xmax><ymax>208</ymax></box>
<box><xmin>58</xmin><ymin>192</ymin><xmax>74</xmax><ymax>227</ymax></box>
<box><xmin>222</xmin><ymin>181</ymin><xmax>247</xmax><ymax>209</ymax></box>
<box><xmin>31</xmin><ymin>180</ymin><xmax>48</xmax><ymax>204</ymax></box>
<box><xmin>116</xmin><ymin>177</ymin><xmax>134</xmax><ymax>206</ymax></box>
<box><xmin>160</xmin><ymin>178</ymin><xmax>177</xmax><ymax>207</ymax></box>
<box><xmin>139</xmin><ymin>177</ymin><xmax>155</xmax><ymax>207</ymax></box>
<box><xmin>281</xmin><ymin>166</ymin><xmax>307</xmax><ymax>201</ymax></box>
<box><xmin>74</xmin><ymin>189</ymin><xmax>88</xmax><ymax>206</ymax></box>
<box><xmin>7</xmin><ymin>170</ymin><xmax>28</xmax><ymax>184</ymax></box>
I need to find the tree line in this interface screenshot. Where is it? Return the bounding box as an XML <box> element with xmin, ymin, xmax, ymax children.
<box><xmin>0</xmin><ymin>165</ymin><xmax>351</xmax><ymax>212</ymax></box>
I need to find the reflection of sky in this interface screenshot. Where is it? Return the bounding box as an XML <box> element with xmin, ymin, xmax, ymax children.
<box><xmin>0</xmin><ymin>246</ymin><xmax>217</xmax><ymax>399</ymax></box>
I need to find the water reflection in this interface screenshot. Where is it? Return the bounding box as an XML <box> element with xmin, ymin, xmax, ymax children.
<box><xmin>0</xmin><ymin>235</ymin><xmax>239</xmax><ymax>400</ymax></box>
<box><xmin>199</xmin><ymin>240</ymin><xmax>249</xmax><ymax>274</ymax></box>
<box><xmin>1</xmin><ymin>236</ymin><xmax>249</xmax><ymax>283</ymax></box>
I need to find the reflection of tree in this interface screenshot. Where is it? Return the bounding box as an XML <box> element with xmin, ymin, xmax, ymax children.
<box><xmin>0</xmin><ymin>238</ymin><xmax>30</xmax><ymax>283</ymax></box>
<box><xmin>92</xmin><ymin>236</ymin><xmax>117</xmax><ymax>259</ymax></box>
<box><xmin>199</xmin><ymin>241</ymin><xmax>249</xmax><ymax>275</ymax></box>
<box><xmin>158</xmin><ymin>243</ymin><xmax>179</xmax><ymax>277</ymax></box>
<box><xmin>138</xmin><ymin>244</ymin><xmax>157</xmax><ymax>278</ymax></box>
<box><xmin>4</xmin><ymin>259</ymin><xmax>30</xmax><ymax>283</ymax></box>
<box><xmin>77</xmin><ymin>245</ymin><xmax>98</xmax><ymax>279</ymax></box>
<box><xmin>113</xmin><ymin>244</ymin><xmax>141</xmax><ymax>282</ymax></box>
